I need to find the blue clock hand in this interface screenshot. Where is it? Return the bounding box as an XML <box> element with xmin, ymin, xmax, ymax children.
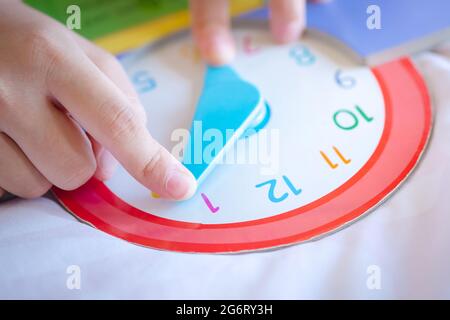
<box><xmin>182</xmin><ymin>65</ymin><xmax>270</xmax><ymax>185</ymax></box>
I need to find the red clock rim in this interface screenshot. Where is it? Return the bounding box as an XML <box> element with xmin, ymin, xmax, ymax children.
<box><xmin>53</xmin><ymin>58</ymin><xmax>432</xmax><ymax>253</ymax></box>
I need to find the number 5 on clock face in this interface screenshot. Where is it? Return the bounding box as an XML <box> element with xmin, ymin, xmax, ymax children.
<box><xmin>53</xmin><ymin>22</ymin><xmax>432</xmax><ymax>253</ymax></box>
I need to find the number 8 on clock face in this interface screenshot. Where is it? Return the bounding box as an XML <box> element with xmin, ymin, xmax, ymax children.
<box><xmin>53</xmin><ymin>22</ymin><xmax>432</xmax><ymax>253</ymax></box>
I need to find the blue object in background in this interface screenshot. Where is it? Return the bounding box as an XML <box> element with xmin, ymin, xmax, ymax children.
<box><xmin>241</xmin><ymin>0</ymin><xmax>450</xmax><ymax>65</ymax></box>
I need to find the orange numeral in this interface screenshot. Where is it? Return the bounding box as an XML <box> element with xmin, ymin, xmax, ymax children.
<box><xmin>320</xmin><ymin>146</ymin><xmax>351</xmax><ymax>169</ymax></box>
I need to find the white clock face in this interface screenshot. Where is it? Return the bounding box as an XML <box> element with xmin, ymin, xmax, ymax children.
<box><xmin>105</xmin><ymin>25</ymin><xmax>385</xmax><ymax>224</ymax></box>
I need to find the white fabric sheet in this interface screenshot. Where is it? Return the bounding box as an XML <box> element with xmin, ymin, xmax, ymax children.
<box><xmin>0</xmin><ymin>49</ymin><xmax>450</xmax><ymax>299</ymax></box>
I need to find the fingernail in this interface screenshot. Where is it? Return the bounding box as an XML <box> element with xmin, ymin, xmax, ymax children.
<box><xmin>205</xmin><ymin>32</ymin><xmax>235</xmax><ymax>65</ymax></box>
<box><xmin>96</xmin><ymin>149</ymin><xmax>118</xmax><ymax>181</ymax></box>
<box><xmin>272</xmin><ymin>20</ymin><xmax>304</xmax><ymax>44</ymax></box>
<box><xmin>165</xmin><ymin>167</ymin><xmax>197</xmax><ymax>200</ymax></box>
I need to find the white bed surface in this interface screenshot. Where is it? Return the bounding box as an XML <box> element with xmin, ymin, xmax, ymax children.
<box><xmin>1</xmin><ymin>49</ymin><xmax>450</xmax><ymax>299</ymax></box>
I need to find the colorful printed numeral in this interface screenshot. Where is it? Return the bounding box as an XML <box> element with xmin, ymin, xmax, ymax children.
<box><xmin>335</xmin><ymin>69</ymin><xmax>356</xmax><ymax>89</ymax></box>
<box><xmin>132</xmin><ymin>70</ymin><xmax>157</xmax><ymax>94</ymax></box>
<box><xmin>289</xmin><ymin>45</ymin><xmax>316</xmax><ymax>66</ymax></box>
<box><xmin>151</xmin><ymin>191</ymin><xmax>160</xmax><ymax>199</ymax></box>
<box><xmin>333</xmin><ymin>105</ymin><xmax>373</xmax><ymax>130</ymax></box>
<box><xmin>201</xmin><ymin>193</ymin><xmax>220</xmax><ymax>213</ymax></box>
<box><xmin>320</xmin><ymin>146</ymin><xmax>351</xmax><ymax>169</ymax></box>
<box><xmin>255</xmin><ymin>175</ymin><xmax>302</xmax><ymax>203</ymax></box>
<box><xmin>242</xmin><ymin>35</ymin><xmax>260</xmax><ymax>54</ymax></box>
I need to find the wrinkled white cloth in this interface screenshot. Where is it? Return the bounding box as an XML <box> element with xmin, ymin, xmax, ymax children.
<box><xmin>1</xmin><ymin>49</ymin><xmax>450</xmax><ymax>300</ymax></box>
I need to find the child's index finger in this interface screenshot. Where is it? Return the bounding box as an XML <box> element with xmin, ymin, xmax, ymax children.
<box><xmin>46</xmin><ymin>48</ymin><xmax>196</xmax><ymax>200</ymax></box>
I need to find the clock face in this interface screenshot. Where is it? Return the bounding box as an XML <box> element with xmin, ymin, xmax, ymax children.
<box><xmin>53</xmin><ymin>22</ymin><xmax>432</xmax><ymax>253</ymax></box>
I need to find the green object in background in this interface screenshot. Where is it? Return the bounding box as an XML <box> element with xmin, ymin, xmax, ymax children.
<box><xmin>24</xmin><ymin>0</ymin><xmax>188</xmax><ymax>40</ymax></box>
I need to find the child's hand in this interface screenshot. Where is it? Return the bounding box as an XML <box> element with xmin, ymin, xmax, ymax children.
<box><xmin>190</xmin><ymin>0</ymin><xmax>306</xmax><ymax>65</ymax></box>
<box><xmin>0</xmin><ymin>2</ymin><xmax>196</xmax><ymax>201</ymax></box>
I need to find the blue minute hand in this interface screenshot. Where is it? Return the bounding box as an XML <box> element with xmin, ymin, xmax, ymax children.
<box><xmin>182</xmin><ymin>65</ymin><xmax>269</xmax><ymax>185</ymax></box>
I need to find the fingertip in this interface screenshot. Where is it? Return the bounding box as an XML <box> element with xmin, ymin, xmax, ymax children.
<box><xmin>269</xmin><ymin>0</ymin><xmax>306</xmax><ymax>44</ymax></box>
<box><xmin>95</xmin><ymin>149</ymin><xmax>118</xmax><ymax>181</ymax></box>
<box><xmin>197</xmin><ymin>28</ymin><xmax>236</xmax><ymax>65</ymax></box>
<box><xmin>271</xmin><ymin>19</ymin><xmax>305</xmax><ymax>44</ymax></box>
<box><xmin>165</xmin><ymin>165</ymin><xmax>197</xmax><ymax>201</ymax></box>
<box><xmin>189</xmin><ymin>0</ymin><xmax>234</xmax><ymax>65</ymax></box>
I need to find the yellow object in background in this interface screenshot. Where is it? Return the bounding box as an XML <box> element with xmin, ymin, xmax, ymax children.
<box><xmin>95</xmin><ymin>0</ymin><xmax>264</xmax><ymax>54</ymax></box>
